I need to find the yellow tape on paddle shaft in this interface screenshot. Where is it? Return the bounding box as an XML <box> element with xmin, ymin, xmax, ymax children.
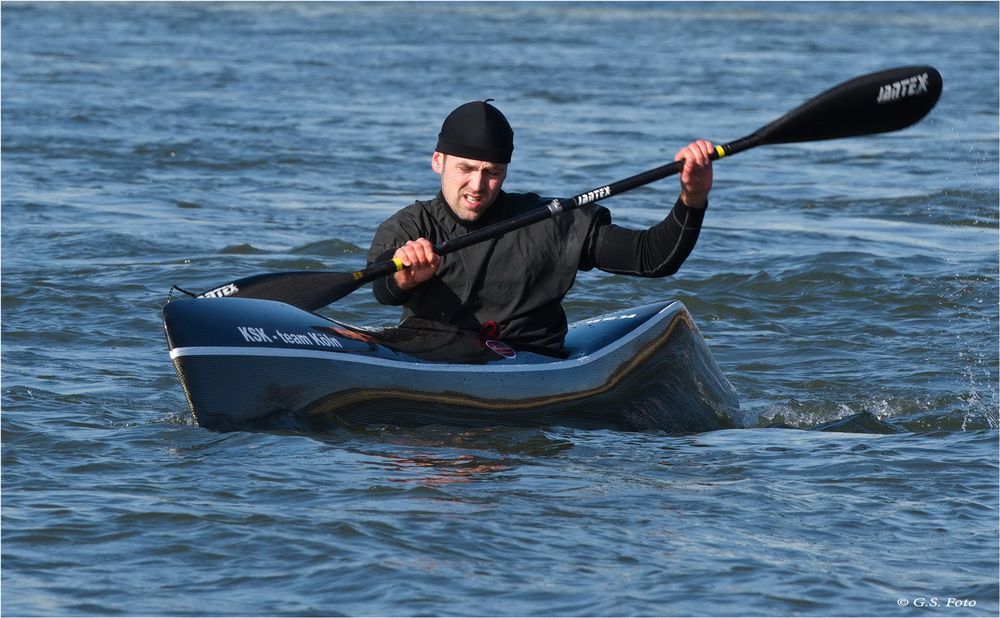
<box><xmin>353</xmin><ymin>258</ymin><xmax>406</xmax><ymax>281</ymax></box>
<box><xmin>715</xmin><ymin>145</ymin><xmax>727</xmax><ymax>159</ymax></box>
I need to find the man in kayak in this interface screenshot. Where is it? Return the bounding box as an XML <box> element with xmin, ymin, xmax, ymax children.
<box><xmin>367</xmin><ymin>100</ymin><xmax>714</xmax><ymax>353</ymax></box>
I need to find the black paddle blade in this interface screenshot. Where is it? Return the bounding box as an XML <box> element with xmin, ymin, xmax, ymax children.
<box><xmin>756</xmin><ymin>66</ymin><xmax>942</xmax><ymax>145</ymax></box>
<box><xmin>197</xmin><ymin>271</ymin><xmax>363</xmax><ymax>311</ymax></box>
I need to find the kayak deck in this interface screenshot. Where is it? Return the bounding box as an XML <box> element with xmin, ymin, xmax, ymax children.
<box><xmin>163</xmin><ymin>298</ymin><xmax>740</xmax><ymax>432</ymax></box>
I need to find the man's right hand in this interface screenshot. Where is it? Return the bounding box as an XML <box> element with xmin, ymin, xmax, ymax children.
<box><xmin>392</xmin><ymin>238</ymin><xmax>440</xmax><ymax>291</ymax></box>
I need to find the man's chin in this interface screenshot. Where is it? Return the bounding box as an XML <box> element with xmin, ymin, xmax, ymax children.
<box><xmin>455</xmin><ymin>202</ymin><xmax>488</xmax><ymax>222</ymax></box>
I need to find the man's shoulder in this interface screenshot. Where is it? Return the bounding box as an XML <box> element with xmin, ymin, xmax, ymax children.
<box><xmin>495</xmin><ymin>191</ymin><xmax>547</xmax><ymax>217</ymax></box>
<box><xmin>378</xmin><ymin>196</ymin><xmax>439</xmax><ymax>228</ymax></box>
<box><xmin>391</xmin><ymin>196</ymin><xmax>435</xmax><ymax>217</ymax></box>
<box><xmin>501</xmin><ymin>191</ymin><xmax>607</xmax><ymax>217</ymax></box>
<box><xmin>501</xmin><ymin>191</ymin><xmax>543</xmax><ymax>203</ymax></box>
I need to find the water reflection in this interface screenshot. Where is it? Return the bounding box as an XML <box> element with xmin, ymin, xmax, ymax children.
<box><xmin>300</xmin><ymin>424</ymin><xmax>576</xmax><ymax>486</ymax></box>
<box><xmin>372</xmin><ymin>451</ymin><xmax>515</xmax><ymax>486</ymax></box>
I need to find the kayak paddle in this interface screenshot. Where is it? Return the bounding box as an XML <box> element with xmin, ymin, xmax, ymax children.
<box><xmin>183</xmin><ymin>65</ymin><xmax>942</xmax><ymax>311</ymax></box>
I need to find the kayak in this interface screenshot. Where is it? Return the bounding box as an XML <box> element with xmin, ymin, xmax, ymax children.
<box><xmin>162</xmin><ymin>297</ymin><xmax>740</xmax><ymax>432</ymax></box>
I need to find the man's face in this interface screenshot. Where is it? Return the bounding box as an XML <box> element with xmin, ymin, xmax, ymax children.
<box><xmin>432</xmin><ymin>152</ymin><xmax>507</xmax><ymax>222</ymax></box>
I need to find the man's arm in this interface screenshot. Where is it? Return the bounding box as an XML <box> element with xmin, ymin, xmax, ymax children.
<box><xmin>590</xmin><ymin>200</ymin><xmax>705</xmax><ymax>277</ymax></box>
<box><xmin>587</xmin><ymin>139</ymin><xmax>713</xmax><ymax>277</ymax></box>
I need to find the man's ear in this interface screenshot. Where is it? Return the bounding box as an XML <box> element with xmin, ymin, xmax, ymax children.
<box><xmin>431</xmin><ymin>151</ymin><xmax>445</xmax><ymax>174</ymax></box>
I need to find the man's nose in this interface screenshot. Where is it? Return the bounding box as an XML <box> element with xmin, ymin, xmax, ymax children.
<box><xmin>469</xmin><ymin>171</ymin><xmax>486</xmax><ymax>191</ymax></box>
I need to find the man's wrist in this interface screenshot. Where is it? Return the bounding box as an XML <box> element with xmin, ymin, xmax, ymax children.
<box><xmin>679</xmin><ymin>192</ymin><xmax>708</xmax><ymax>210</ymax></box>
<box><xmin>389</xmin><ymin>273</ymin><xmax>414</xmax><ymax>297</ymax></box>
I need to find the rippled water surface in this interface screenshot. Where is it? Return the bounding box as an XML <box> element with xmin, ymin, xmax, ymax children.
<box><xmin>3</xmin><ymin>2</ymin><xmax>998</xmax><ymax>616</ymax></box>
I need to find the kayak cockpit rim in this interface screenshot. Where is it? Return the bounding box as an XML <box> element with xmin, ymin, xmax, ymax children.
<box><xmin>167</xmin><ymin>300</ymin><xmax>685</xmax><ymax>374</ymax></box>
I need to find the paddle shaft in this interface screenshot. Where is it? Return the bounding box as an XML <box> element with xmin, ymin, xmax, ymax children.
<box><xmin>355</xmin><ymin>139</ymin><xmax>757</xmax><ymax>287</ymax></box>
<box><xmin>353</xmin><ymin>160</ymin><xmax>695</xmax><ymax>286</ymax></box>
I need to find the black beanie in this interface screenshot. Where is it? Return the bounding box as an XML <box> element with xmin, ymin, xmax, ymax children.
<box><xmin>435</xmin><ymin>100</ymin><xmax>514</xmax><ymax>164</ymax></box>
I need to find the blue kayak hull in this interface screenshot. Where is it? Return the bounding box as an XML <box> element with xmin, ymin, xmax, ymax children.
<box><xmin>163</xmin><ymin>298</ymin><xmax>740</xmax><ymax>432</ymax></box>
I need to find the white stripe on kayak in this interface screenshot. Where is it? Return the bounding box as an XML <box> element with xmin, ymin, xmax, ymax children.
<box><xmin>169</xmin><ymin>343</ymin><xmax>597</xmax><ymax>373</ymax></box>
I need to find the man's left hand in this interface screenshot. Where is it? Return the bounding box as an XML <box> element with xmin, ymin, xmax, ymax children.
<box><xmin>674</xmin><ymin>140</ymin><xmax>714</xmax><ymax>209</ymax></box>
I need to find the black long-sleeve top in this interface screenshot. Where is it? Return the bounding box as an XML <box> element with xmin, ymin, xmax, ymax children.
<box><xmin>367</xmin><ymin>191</ymin><xmax>704</xmax><ymax>350</ymax></box>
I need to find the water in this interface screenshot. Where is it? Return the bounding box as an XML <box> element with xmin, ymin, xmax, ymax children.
<box><xmin>2</xmin><ymin>2</ymin><xmax>997</xmax><ymax>615</ymax></box>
